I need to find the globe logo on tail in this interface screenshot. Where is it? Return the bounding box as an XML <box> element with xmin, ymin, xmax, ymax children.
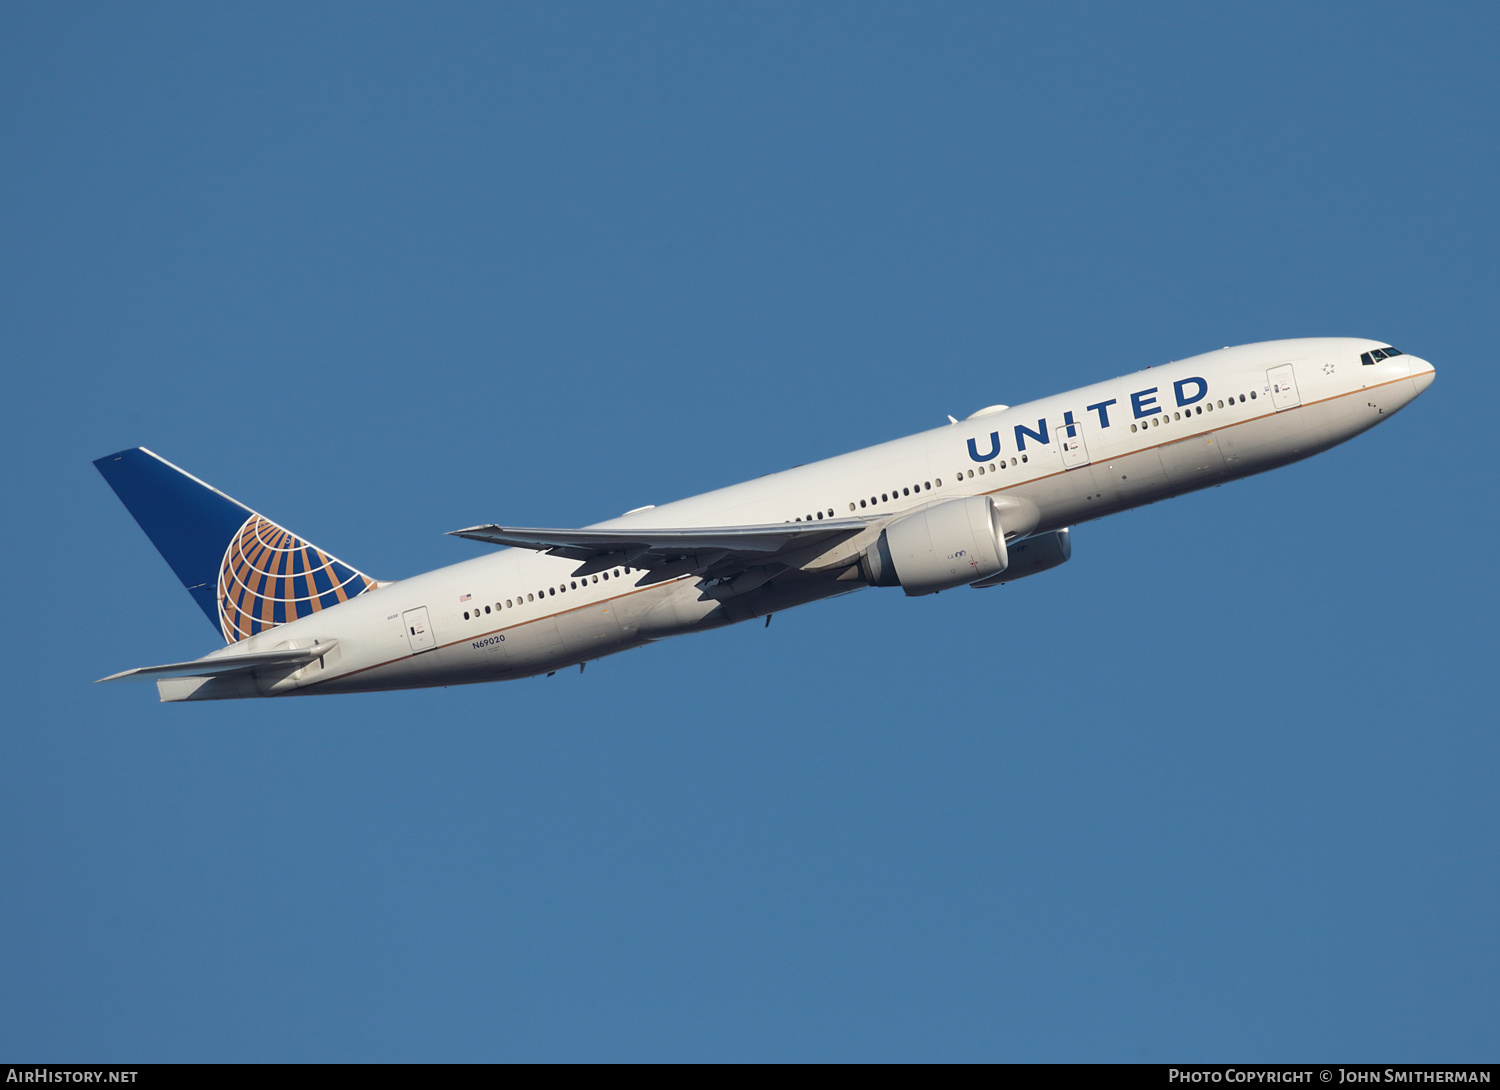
<box><xmin>216</xmin><ymin>515</ymin><xmax>377</xmax><ymax>643</ymax></box>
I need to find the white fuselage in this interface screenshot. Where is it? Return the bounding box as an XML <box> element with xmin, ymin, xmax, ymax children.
<box><xmin>174</xmin><ymin>338</ymin><xmax>1433</xmax><ymax>699</ymax></box>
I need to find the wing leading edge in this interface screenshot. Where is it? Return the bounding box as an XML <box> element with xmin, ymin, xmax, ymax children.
<box><xmin>448</xmin><ymin>518</ymin><xmax>873</xmax><ymax>591</ymax></box>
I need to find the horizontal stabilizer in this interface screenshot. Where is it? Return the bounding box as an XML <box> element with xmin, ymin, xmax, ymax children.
<box><xmin>96</xmin><ymin>641</ymin><xmax>338</xmax><ymax>683</ymax></box>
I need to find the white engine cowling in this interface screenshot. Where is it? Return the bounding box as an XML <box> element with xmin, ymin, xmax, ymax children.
<box><xmin>969</xmin><ymin>527</ymin><xmax>1071</xmax><ymax>587</ymax></box>
<box><xmin>860</xmin><ymin>496</ymin><xmax>1008</xmax><ymax>596</ymax></box>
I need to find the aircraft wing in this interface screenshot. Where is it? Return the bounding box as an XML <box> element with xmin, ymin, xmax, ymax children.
<box><xmin>448</xmin><ymin>518</ymin><xmax>872</xmax><ymax>589</ymax></box>
<box><xmin>97</xmin><ymin>642</ymin><xmax>338</xmax><ymax>683</ymax></box>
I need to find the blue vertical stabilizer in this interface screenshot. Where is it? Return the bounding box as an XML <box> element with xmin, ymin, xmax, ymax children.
<box><xmin>94</xmin><ymin>448</ymin><xmax>377</xmax><ymax>643</ymax></box>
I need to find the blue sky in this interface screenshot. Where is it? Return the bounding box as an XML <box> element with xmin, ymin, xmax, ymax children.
<box><xmin>2</xmin><ymin>2</ymin><xmax>1495</xmax><ymax>1061</ymax></box>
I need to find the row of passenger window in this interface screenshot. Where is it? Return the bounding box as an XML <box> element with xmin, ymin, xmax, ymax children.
<box><xmin>1129</xmin><ymin>394</ymin><xmax>1253</xmax><ymax>432</ymax></box>
<box><xmin>796</xmin><ymin>479</ymin><xmax>945</xmax><ymax>521</ymax></box>
<box><xmin>955</xmin><ymin>457</ymin><xmax>1026</xmax><ymax>481</ymax></box>
<box><xmin>461</xmin><ymin>568</ymin><xmax>632</xmax><ymax>622</ymax></box>
<box><xmin>798</xmin><ymin>464</ymin><xmax>1032</xmax><ymax>524</ymax></box>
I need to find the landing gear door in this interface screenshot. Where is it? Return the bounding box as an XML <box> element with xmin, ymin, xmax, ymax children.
<box><xmin>1058</xmin><ymin>418</ymin><xmax>1090</xmax><ymax>468</ymax></box>
<box><xmin>403</xmin><ymin>606</ymin><xmax>436</xmax><ymax>653</ymax></box>
<box><xmin>1268</xmin><ymin>364</ymin><xmax>1300</xmax><ymax>410</ymax></box>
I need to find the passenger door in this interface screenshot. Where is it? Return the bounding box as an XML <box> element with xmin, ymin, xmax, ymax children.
<box><xmin>1058</xmin><ymin>417</ymin><xmax>1091</xmax><ymax>468</ymax></box>
<box><xmin>1268</xmin><ymin>364</ymin><xmax>1300</xmax><ymax>410</ymax></box>
<box><xmin>402</xmin><ymin>607</ymin><xmax>436</xmax><ymax>653</ymax></box>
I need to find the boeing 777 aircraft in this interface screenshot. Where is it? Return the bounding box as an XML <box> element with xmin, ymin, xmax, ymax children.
<box><xmin>96</xmin><ymin>338</ymin><xmax>1433</xmax><ymax>701</ymax></box>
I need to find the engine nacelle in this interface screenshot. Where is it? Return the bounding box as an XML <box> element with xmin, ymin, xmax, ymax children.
<box><xmin>970</xmin><ymin>527</ymin><xmax>1071</xmax><ymax>587</ymax></box>
<box><xmin>860</xmin><ymin>496</ymin><xmax>1008</xmax><ymax>596</ymax></box>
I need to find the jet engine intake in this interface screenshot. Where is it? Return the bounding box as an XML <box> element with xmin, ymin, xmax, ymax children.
<box><xmin>860</xmin><ymin>496</ymin><xmax>1008</xmax><ymax>596</ymax></box>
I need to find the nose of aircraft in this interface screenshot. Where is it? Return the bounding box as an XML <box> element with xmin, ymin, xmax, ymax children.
<box><xmin>1408</xmin><ymin>355</ymin><xmax>1436</xmax><ymax>395</ymax></box>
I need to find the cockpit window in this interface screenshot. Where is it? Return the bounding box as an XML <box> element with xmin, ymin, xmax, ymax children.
<box><xmin>1383</xmin><ymin>347</ymin><xmax>1403</xmax><ymax>357</ymax></box>
<box><xmin>1363</xmin><ymin>346</ymin><xmax>1404</xmax><ymax>365</ymax></box>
